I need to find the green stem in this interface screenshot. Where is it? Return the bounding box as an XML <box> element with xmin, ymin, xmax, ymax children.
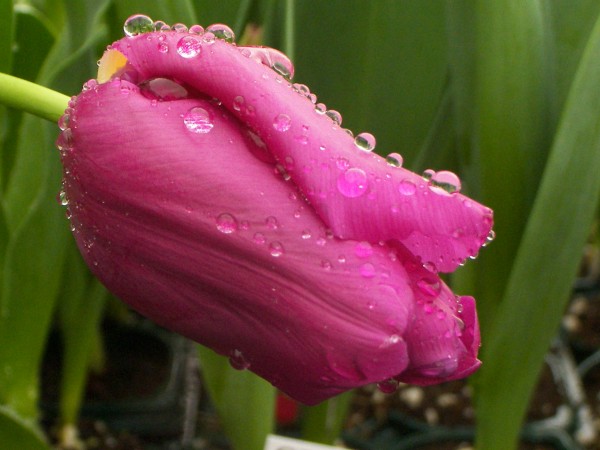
<box><xmin>0</xmin><ymin>72</ymin><xmax>69</xmax><ymax>122</ymax></box>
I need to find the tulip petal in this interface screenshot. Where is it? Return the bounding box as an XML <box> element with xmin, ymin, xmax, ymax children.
<box><xmin>62</xmin><ymin>79</ymin><xmax>419</xmax><ymax>404</ymax></box>
<box><xmin>110</xmin><ymin>32</ymin><xmax>494</xmax><ymax>272</ymax></box>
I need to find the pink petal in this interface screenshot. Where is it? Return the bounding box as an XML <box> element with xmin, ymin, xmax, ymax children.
<box><xmin>61</xmin><ymin>80</ymin><xmax>417</xmax><ymax>404</ymax></box>
<box><xmin>111</xmin><ymin>32</ymin><xmax>494</xmax><ymax>272</ymax></box>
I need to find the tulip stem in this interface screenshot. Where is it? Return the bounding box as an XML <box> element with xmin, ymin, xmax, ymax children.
<box><xmin>0</xmin><ymin>72</ymin><xmax>70</xmax><ymax>122</ymax></box>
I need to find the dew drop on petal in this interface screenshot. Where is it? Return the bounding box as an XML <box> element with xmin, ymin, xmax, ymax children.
<box><xmin>273</xmin><ymin>113</ymin><xmax>291</xmax><ymax>132</ymax></box>
<box><xmin>418</xmin><ymin>356</ymin><xmax>459</xmax><ymax>378</ymax></box>
<box><xmin>377</xmin><ymin>378</ymin><xmax>399</xmax><ymax>394</ymax></box>
<box><xmin>337</xmin><ymin>168</ymin><xmax>368</xmax><ymax>198</ymax></box>
<box><xmin>206</xmin><ymin>23</ymin><xmax>235</xmax><ymax>43</ymax></box>
<box><xmin>269</xmin><ymin>241</ymin><xmax>284</xmax><ymax>257</ymax></box>
<box><xmin>360</xmin><ymin>263</ymin><xmax>376</xmax><ymax>278</ymax></box>
<box><xmin>265</xmin><ymin>216</ymin><xmax>279</xmax><ymax>230</ymax></box>
<box><xmin>183</xmin><ymin>107</ymin><xmax>214</xmax><ymax>133</ymax></box>
<box><xmin>123</xmin><ymin>14</ymin><xmax>154</xmax><ymax>37</ymax></box>
<box><xmin>354</xmin><ymin>132</ymin><xmax>376</xmax><ymax>152</ymax></box>
<box><xmin>301</xmin><ymin>230</ymin><xmax>312</xmax><ymax>240</ymax></box>
<box><xmin>422</xmin><ymin>169</ymin><xmax>435</xmax><ymax>181</ymax></box>
<box><xmin>253</xmin><ymin>232</ymin><xmax>266</xmax><ymax>245</ymax></box>
<box><xmin>229</xmin><ymin>349</ymin><xmax>250</xmax><ymax>370</ymax></box>
<box><xmin>386</xmin><ymin>152</ymin><xmax>403</xmax><ymax>167</ymax></box>
<box><xmin>431</xmin><ymin>170</ymin><xmax>461</xmax><ymax>194</ymax></box>
<box><xmin>483</xmin><ymin>230</ymin><xmax>496</xmax><ymax>247</ymax></box>
<box><xmin>189</xmin><ymin>24</ymin><xmax>205</xmax><ymax>35</ymax></box>
<box><xmin>216</xmin><ymin>213</ymin><xmax>238</xmax><ymax>234</ymax></box>
<box><xmin>398</xmin><ymin>179</ymin><xmax>416</xmax><ymax>196</ymax></box>
<box><xmin>171</xmin><ymin>23</ymin><xmax>188</xmax><ymax>33</ymax></box>
<box><xmin>177</xmin><ymin>35</ymin><xmax>202</xmax><ymax>58</ymax></box>
<box><xmin>315</xmin><ymin>103</ymin><xmax>327</xmax><ymax>114</ymax></box>
<box><xmin>355</xmin><ymin>241</ymin><xmax>373</xmax><ymax>259</ymax></box>
<box><xmin>325</xmin><ymin>110</ymin><xmax>342</xmax><ymax>126</ymax></box>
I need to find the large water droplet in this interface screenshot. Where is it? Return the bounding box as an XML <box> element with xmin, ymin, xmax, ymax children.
<box><xmin>171</xmin><ymin>23</ymin><xmax>188</xmax><ymax>33</ymax></box>
<box><xmin>431</xmin><ymin>170</ymin><xmax>461</xmax><ymax>194</ymax></box>
<box><xmin>140</xmin><ymin>78</ymin><xmax>188</xmax><ymax>100</ymax></box>
<box><xmin>206</xmin><ymin>24</ymin><xmax>235</xmax><ymax>43</ymax></box>
<box><xmin>398</xmin><ymin>179</ymin><xmax>416</xmax><ymax>196</ymax></box>
<box><xmin>189</xmin><ymin>24</ymin><xmax>205</xmax><ymax>35</ymax></box>
<box><xmin>354</xmin><ymin>132</ymin><xmax>376</xmax><ymax>152</ymax></box>
<box><xmin>337</xmin><ymin>168</ymin><xmax>368</xmax><ymax>198</ymax></box>
<box><xmin>177</xmin><ymin>35</ymin><xmax>202</xmax><ymax>58</ymax></box>
<box><xmin>216</xmin><ymin>213</ymin><xmax>238</xmax><ymax>234</ymax></box>
<box><xmin>273</xmin><ymin>113</ymin><xmax>291</xmax><ymax>132</ymax></box>
<box><xmin>241</xmin><ymin>47</ymin><xmax>295</xmax><ymax>79</ymax></box>
<box><xmin>269</xmin><ymin>241</ymin><xmax>284</xmax><ymax>257</ymax></box>
<box><xmin>183</xmin><ymin>107</ymin><xmax>214</xmax><ymax>133</ymax></box>
<box><xmin>386</xmin><ymin>153</ymin><xmax>403</xmax><ymax>167</ymax></box>
<box><xmin>229</xmin><ymin>349</ymin><xmax>250</xmax><ymax>370</ymax></box>
<box><xmin>123</xmin><ymin>14</ymin><xmax>154</xmax><ymax>37</ymax></box>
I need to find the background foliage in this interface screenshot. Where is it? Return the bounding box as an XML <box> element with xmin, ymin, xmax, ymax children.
<box><xmin>1</xmin><ymin>1</ymin><xmax>600</xmax><ymax>449</ymax></box>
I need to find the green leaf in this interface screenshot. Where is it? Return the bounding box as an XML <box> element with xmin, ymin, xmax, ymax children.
<box><xmin>301</xmin><ymin>392</ymin><xmax>353</xmax><ymax>445</ymax></box>
<box><xmin>58</xmin><ymin>250</ymin><xmax>107</xmax><ymax>425</ymax></box>
<box><xmin>0</xmin><ymin>0</ymin><xmax>14</xmax><ymax>74</ymax></box>
<box><xmin>0</xmin><ymin>181</ymin><xmax>69</xmax><ymax>418</ymax></box>
<box><xmin>197</xmin><ymin>345</ymin><xmax>275</xmax><ymax>450</ymax></box>
<box><xmin>475</xmin><ymin>8</ymin><xmax>600</xmax><ymax>449</ymax></box>
<box><xmin>0</xmin><ymin>406</ymin><xmax>51</xmax><ymax>450</ymax></box>
<box><xmin>294</xmin><ymin>0</ymin><xmax>447</xmax><ymax>163</ymax></box>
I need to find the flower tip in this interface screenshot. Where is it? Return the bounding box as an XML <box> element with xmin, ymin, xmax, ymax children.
<box><xmin>97</xmin><ymin>49</ymin><xmax>128</xmax><ymax>83</ymax></box>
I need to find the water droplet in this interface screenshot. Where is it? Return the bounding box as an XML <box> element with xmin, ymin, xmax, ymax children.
<box><xmin>265</xmin><ymin>216</ymin><xmax>279</xmax><ymax>230</ymax></box>
<box><xmin>418</xmin><ymin>356</ymin><xmax>459</xmax><ymax>378</ymax></box>
<box><xmin>140</xmin><ymin>78</ymin><xmax>188</xmax><ymax>100</ymax></box>
<box><xmin>354</xmin><ymin>241</ymin><xmax>373</xmax><ymax>259</ymax></box>
<box><xmin>228</xmin><ymin>98</ymin><xmax>244</xmax><ymax>115</ymax></box>
<box><xmin>157</xmin><ymin>41</ymin><xmax>169</xmax><ymax>53</ymax></box>
<box><xmin>315</xmin><ymin>103</ymin><xmax>327</xmax><ymax>114</ymax></box>
<box><xmin>195</xmin><ymin>32</ymin><xmax>212</xmax><ymax>45</ymax></box>
<box><xmin>229</xmin><ymin>349</ymin><xmax>250</xmax><ymax>370</ymax></box>
<box><xmin>189</xmin><ymin>24</ymin><xmax>205</xmax><ymax>35</ymax></box>
<box><xmin>377</xmin><ymin>378</ymin><xmax>399</xmax><ymax>394</ymax></box>
<box><xmin>269</xmin><ymin>241</ymin><xmax>284</xmax><ymax>257</ymax></box>
<box><xmin>398</xmin><ymin>179</ymin><xmax>416</xmax><ymax>196</ymax></box>
<box><xmin>206</xmin><ymin>24</ymin><xmax>235</xmax><ymax>43</ymax></box>
<box><xmin>123</xmin><ymin>14</ymin><xmax>154</xmax><ymax>37</ymax></box>
<box><xmin>301</xmin><ymin>230</ymin><xmax>312</xmax><ymax>240</ymax></box>
<box><xmin>422</xmin><ymin>169</ymin><xmax>435</xmax><ymax>181</ymax></box>
<box><xmin>354</xmin><ymin>132</ymin><xmax>376</xmax><ymax>152</ymax></box>
<box><xmin>273</xmin><ymin>113</ymin><xmax>291</xmax><ymax>132</ymax></box>
<box><xmin>153</xmin><ymin>20</ymin><xmax>169</xmax><ymax>31</ymax></box>
<box><xmin>325</xmin><ymin>110</ymin><xmax>342</xmax><ymax>125</ymax></box>
<box><xmin>183</xmin><ymin>107</ymin><xmax>214</xmax><ymax>134</ymax></box>
<box><xmin>431</xmin><ymin>170</ymin><xmax>461</xmax><ymax>194</ymax></box>
<box><xmin>386</xmin><ymin>153</ymin><xmax>403</xmax><ymax>167</ymax></box>
<box><xmin>484</xmin><ymin>230</ymin><xmax>496</xmax><ymax>247</ymax></box>
<box><xmin>58</xmin><ymin>190</ymin><xmax>69</xmax><ymax>206</ymax></box>
<box><xmin>360</xmin><ymin>263</ymin><xmax>376</xmax><ymax>278</ymax></box>
<box><xmin>321</xmin><ymin>260</ymin><xmax>332</xmax><ymax>271</ymax></box>
<box><xmin>58</xmin><ymin>112</ymin><xmax>70</xmax><ymax>131</ymax></box>
<box><xmin>337</xmin><ymin>168</ymin><xmax>368</xmax><ymax>198</ymax></box>
<box><xmin>177</xmin><ymin>35</ymin><xmax>202</xmax><ymax>58</ymax></box>
<box><xmin>171</xmin><ymin>23</ymin><xmax>188</xmax><ymax>33</ymax></box>
<box><xmin>253</xmin><ymin>232</ymin><xmax>266</xmax><ymax>244</ymax></box>
<box><xmin>416</xmin><ymin>276</ymin><xmax>441</xmax><ymax>297</ymax></box>
<box><xmin>216</xmin><ymin>213</ymin><xmax>238</xmax><ymax>234</ymax></box>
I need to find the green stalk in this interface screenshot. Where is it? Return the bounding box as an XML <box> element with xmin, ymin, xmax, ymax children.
<box><xmin>0</xmin><ymin>73</ymin><xmax>69</xmax><ymax>123</ymax></box>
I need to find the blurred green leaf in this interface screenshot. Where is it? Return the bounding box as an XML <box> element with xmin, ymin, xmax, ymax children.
<box><xmin>0</xmin><ymin>0</ymin><xmax>14</xmax><ymax>74</ymax></box>
<box><xmin>58</xmin><ymin>248</ymin><xmax>107</xmax><ymax>425</ymax></box>
<box><xmin>447</xmin><ymin>0</ymin><xmax>554</xmax><ymax>329</ymax></box>
<box><xmin>198</xmin><ymin>345</ymin><xmax>275</xmax><ymax>450</ymax></box>
<box><xmin>476</xmin><ymin>8</ymin><xmax>600</xmax><ymax>449</ymax></box>
<box><xmin>294</xmin><ymin>0</ymin><xmax>447</xmax><ymax>164</ymax></box>
<box><xmin>301</xmin><ymin>392</ymin><xmax>353</xmax><ymax>445</ymax></box>
<box><xmin>0</xmin><ymin>405</ymin><xmax>50</xmax><ymax>450</ymax></box>
<box><xmin>0</xmin><ymin>172</ymin><xmax>69</xmax><ymax>417</ymax></box>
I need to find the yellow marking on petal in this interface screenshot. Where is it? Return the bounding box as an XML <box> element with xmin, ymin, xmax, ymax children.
<box><xmin>97</xmin><ymin>50</ymin><xmax>128</xmax><ymax>83</ymax></box>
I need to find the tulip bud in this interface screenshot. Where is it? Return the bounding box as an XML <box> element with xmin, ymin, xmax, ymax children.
<box><xmin>56</xmin><ymin>16</ymin><xmax>493</xmax><ymax>405</ymax></box>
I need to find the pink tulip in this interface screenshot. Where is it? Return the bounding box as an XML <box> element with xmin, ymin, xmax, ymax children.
<box><xmin>56</xmin><ymin>17</ymin><xmax>493</xmax><ymax>405</ymax></box>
